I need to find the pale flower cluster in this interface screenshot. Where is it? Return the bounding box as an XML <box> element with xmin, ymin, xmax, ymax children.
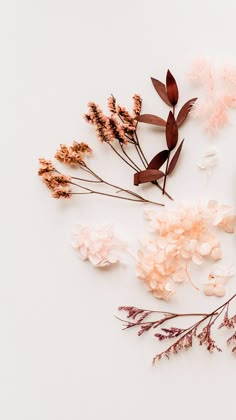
<box><xmin>72</xmin><ymin>225</ymin><xmax>126</xmax><ymax>267</ymax></box>
<box><xmin>203</xmin><ymin>265</ymin><xmax>235</xmax><ymax>297</ymax></box>
<box><xmin>188</xmin><ymin>59</ymin><xmax>236</xmax><ymax>134</ymax></box>
<box><xmin>137</xmin><ymin>202</ymin><xmax>236</xmax><ymax>300</ymax></box>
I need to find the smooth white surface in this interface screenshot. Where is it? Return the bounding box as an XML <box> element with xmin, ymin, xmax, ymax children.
<box><xmin>3</xmin><ymin>0</ymin><xmax>236</xmax><ymax>418</ymax></box>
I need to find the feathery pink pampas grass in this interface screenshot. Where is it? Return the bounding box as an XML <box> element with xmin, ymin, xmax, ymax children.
<box><xmin>188</xmin><ymin>59</ymin><xmax>236</xmax><ymax>134</ymax></box>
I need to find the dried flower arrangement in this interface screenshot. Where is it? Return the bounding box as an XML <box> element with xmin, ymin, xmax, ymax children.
<box><xmin>38</xmin><ymin>64</ymin><xmax>236</xmax><ymax>366</ymax></box>
<box><xmin>117</xmin><ymin>293</ymin><xmax>236</xmax><ymax>364</ymax></box>
<box><xmin>85</xmin><ymin>70</ymin><xmax>196</xmax><ymax>199</ymax></box>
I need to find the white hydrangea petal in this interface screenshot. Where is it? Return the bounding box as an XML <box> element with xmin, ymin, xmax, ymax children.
<box><xmin>199</xmin><ymin>242</ymin><xmax>212</xmax><ymax>256</ymax></box>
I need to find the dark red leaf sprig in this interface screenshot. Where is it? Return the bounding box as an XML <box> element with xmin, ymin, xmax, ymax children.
<box><xmin>117</xmin><ymin>292</ymin><xmax>236</xmax><ymax>365</ymax></box>
<box><xmin>135</xmin><ymin>70</ymin><xmax>197</xmax><ymax>195</ymax></box>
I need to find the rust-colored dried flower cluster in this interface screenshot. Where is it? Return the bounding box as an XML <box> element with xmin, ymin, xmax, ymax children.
<box><xmin>38</xmin><ymin>142</ymin><xmax>163</xmax><ymax>206</ymax></box>
<box><xmin>55</xmin><ymin>141</ymin><xmax>92</xmax><ymax>166</ymax></box>
<box><xmin>38</xmin><ymin>158</ymin><xmax>72</xmax><ymax>199</ymax></box>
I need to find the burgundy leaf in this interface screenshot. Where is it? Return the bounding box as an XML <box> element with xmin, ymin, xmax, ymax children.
<box><xmin>166</xmin><ymin>111</ymin><xmax>178</xmax><ymax>150</ymax></box>
<box><xmin>134</xmin><ymin>169</ymin><xmax>164</xmax><ymax>185</ymax></box>
<box><xmin>136</xmin><ymin>114</ymin><xmax>166</xmax><ymax>127</ymax></box>
<box><xmin>148</xmin><ymin>150</ymin><xmax>169</xmax><ymax>170</ymax></box>
<box><xmin>166</xmin><ymin>70</ymin><xmax>179</xmax><ymax>106</ymax></box>
<box><xmin>167</xmin><ymin>139</ymin><xmax>184</xmax><ymax>175</ymax></box>
<box><xmin>176</xmin><ymin>98</ymin><xmax>197</xmax><ymax>126</ymax></box>
<box><xmin>151</xmin><ymin>77</ymin><xmax>171</xmax><ymax>106</ymax></box>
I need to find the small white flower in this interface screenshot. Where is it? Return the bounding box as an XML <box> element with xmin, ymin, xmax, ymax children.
<box><xmin>197</xmin><ymin>147</ymin><xmax>218</xmax><ymax>170</ymax></box>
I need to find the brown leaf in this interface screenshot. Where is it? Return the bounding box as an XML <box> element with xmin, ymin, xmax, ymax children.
<box><xmin>166</xmin><ymin>111</ymin><xmax>178</xmax><ymax>150</ymax></box>
<box><xmin>166</xmin><ymin>70</ymin><xmax>179</xmax><ymax>106</ymax></box>
<box><xmin>151</xmin><ymin>77</ymin><xmax>171</xmax><ymax>106</ymax></box>
<box><xmin>177</xmin><ymin>98</ymin><xmax>197</xmax><ymax>126</ymax></box>
<box><xmin>148</xmin><ymin>150</ymin><xmax>169</xmax><ymax>170</ymax></box>
<box><xmin>167</xmin><ymin>139</ymin><xmax>184</xmax><ymax>175</ymax></box>
<box><xmin>136</xmin><ymin>114</ymin><xmax>166</xmax><ymax>127</ymax></box>
<box><xmin>134</xmin><ymin>169</ymin><xmax>164</xmax><ymax>185</ymax></box>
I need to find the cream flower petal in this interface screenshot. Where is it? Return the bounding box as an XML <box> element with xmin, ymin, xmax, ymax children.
<box><xmin>211</xmin><ymin>247</ymin><xmax>222</xmax><ymax>260</ymax></box>
<box><xmin>192</xmin><ymin>253</ymin><xmax>204</xmax><ymax>265</ymax></box>
<box><xmin>203</xmin><ymin>282</ymin><xmax>225</xmax><ymax>297</ymax></box>
<box><xmin>199</xmin><ymin>242</ymin><xmax>212</xmax><ymax>256</ymax></box>
<box><xmin>197</xmin><ymin>147</ymin><xmax>218</xmax><ymax>170</ymax></box>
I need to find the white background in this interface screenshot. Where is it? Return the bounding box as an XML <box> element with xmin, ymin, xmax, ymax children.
<box><xmin>2</xmin><ymin>0</ymin><xmax>236</xmax><ymax>419</ymax></box>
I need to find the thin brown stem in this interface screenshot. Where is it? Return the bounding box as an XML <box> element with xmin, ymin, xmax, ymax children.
<box><xmin>107</xmin><ymin>142</ymin><xmax>138</xmax><ymax>171</ymax></box>
<box><xmin>69</xmin><ymin>181</ymin><xmax>164</xmax><ymax>206</ymax></box>
<box><xmin>119</xmin><ymin>143</ymin><xmax>141</xmax><ymax>171</ymax></box>
<box><xmin>71</xmin><ymin>176</ymin><xmax>102</xmax><ymax>183</ymax></box>
<box><xmin>162</xmin><ymin>152</ymin><xmax>170</xmax><ymax>195</ymax></box>
<box><xmin>134</xmin><ymin>132</ymin><xmax>148</xmax><ymax>166</ymax></box>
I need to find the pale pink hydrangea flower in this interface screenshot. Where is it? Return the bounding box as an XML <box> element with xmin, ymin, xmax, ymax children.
<box><xmin>137</xmin><ymin>203</ymin><xmax>235</xmax><ymax>300</ymax></box>
<box><xmin>203</xmin><ymin>265</ymin><xmax>235</xmax><ymax>297</ymax></box>
<box><xmin>72</xmin><ymin>225</ymin><xmax>126</xmax><ymax>267</ymax></box>
<box><xmin>207</xmin><ymin>200</ymin><xmax>236</xmax><ymax>233</ymax></box>
<box><xmin>136</xmin><ymin>244</ymin><xmax>175</xmax><ymax>300</ymax></box>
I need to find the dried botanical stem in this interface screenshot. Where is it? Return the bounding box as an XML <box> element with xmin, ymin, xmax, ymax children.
<box><xmin>162</xmin><ymin>106</ymin><xmax>175</xmax><ymax>195</ymax></box>
<box><xmin>177</xmin><ymin>263</ymin><xmax>200</xmax><ymax>291</ymax></box>
<box><xmin>117</xmin><ymin>293</ymin><xmax>236</xmax><ymax>365</ymax></box>
<box><xmin>69</xmin><ymin>177</ymin><xmax>164</xmax><ymax>206</ymax></box>
<box><xmin>119</xmin><ymin>142</ymin><xmax>141</xmax><ymax>171</ymax></box>
<box><xmin>106</xmin><ymin>129</ymin><xmax>173</xmax><ymax>200</ymax></box>
<box><xmin>83</xmin><ymin>164</ymin><xmax>156</xmax><ymax>201</ymax></box>
<box><xmin>162</xmin><ymin>152</ymin><xmax>170</xmax><ymax>195</ymax></box>
<box><xmin>108</xmin><ymin>142</ymin><xmax>138</xmax><ymax>172</ymax></box>
<box><xmin>134</xmin><ymin>132</ymin><xmax>148</xmax><ymax>166</ymax></box>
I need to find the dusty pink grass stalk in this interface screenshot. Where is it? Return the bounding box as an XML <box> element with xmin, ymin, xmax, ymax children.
<box><xmin>118</xmin><ymin>292</ymin><xmax>236</xmax><ymax>364</ymax></box>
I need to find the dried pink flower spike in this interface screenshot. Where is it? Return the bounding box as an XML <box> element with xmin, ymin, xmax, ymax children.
<box><xmin>132</xmin><ymin>94</ymin><xmax>142</xmax><ymax>116</ymax></box>
<box><xmin>72</xmin><ymin>225</ymin><xmax>127</xmax><ymax>267</ymax></box>
<box><xmin>107</xmin><ymin>95</ymin><xmax>116</xmax><ymax>114</ymax></box>
<box><xmin>117</xmin><ymin>292</ymin><xmax>236</xmax><ymax>365</ymax></box>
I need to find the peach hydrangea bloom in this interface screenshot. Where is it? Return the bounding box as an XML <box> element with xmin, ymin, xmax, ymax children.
<box><xmin>136</xmin><ymin>202</ymin><xmax>235</xmax><ymax>300</ymax></box>
<box><xmin>203</xmin><ymin>265</ymin><xmax>235</xmax><ymax>297</ymax></box>
<box><xmin>72</xmin><ymin>225</ymin><xmax>126</xmax><ymax>267</ymax></box>
<box><xmin>207</xmin><ymin>200</ymin><xmax>236</xmax><ymax>233</ymax></box>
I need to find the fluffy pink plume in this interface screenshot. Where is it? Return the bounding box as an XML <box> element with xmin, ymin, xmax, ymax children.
<box><xmin>188</xmin><ymin>59</ymin><xmax>236</xmax><ymax>134</ymax></box>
